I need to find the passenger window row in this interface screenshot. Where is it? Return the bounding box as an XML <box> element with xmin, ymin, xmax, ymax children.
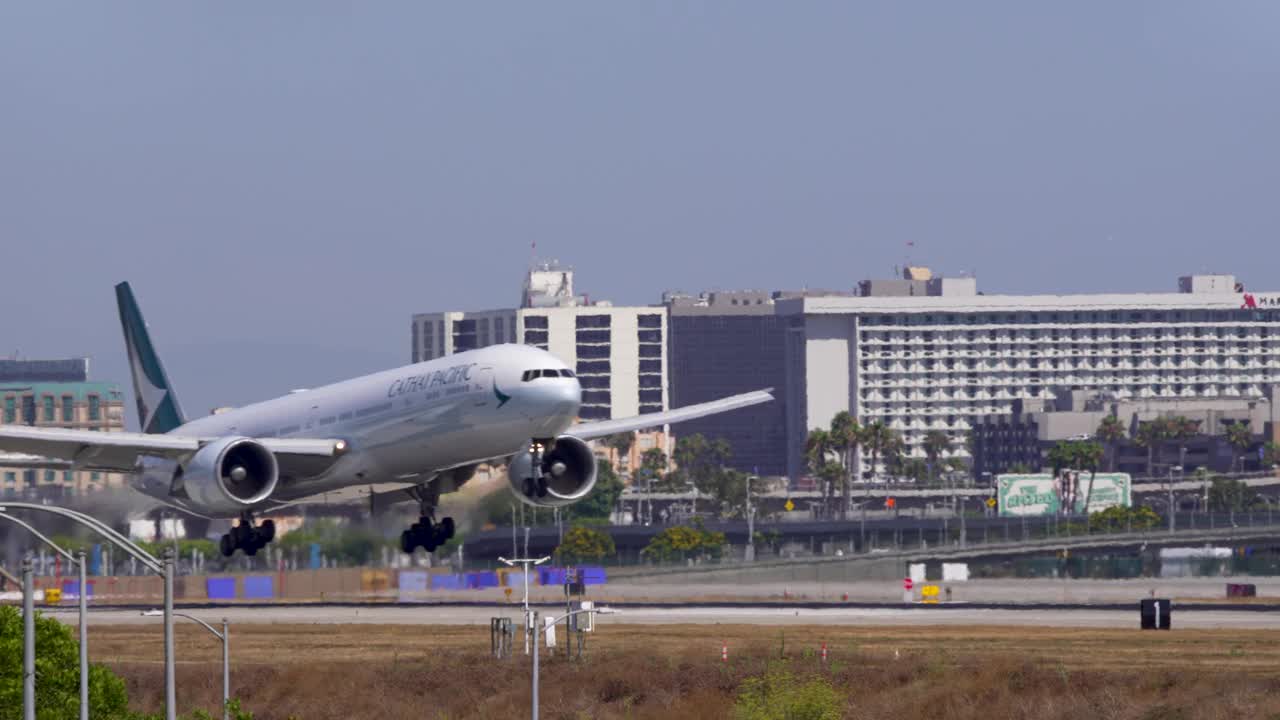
<box><xmin>521</xmin><ymin>368</ymin><xmax>576</xmax><ymax>381</ymax></box>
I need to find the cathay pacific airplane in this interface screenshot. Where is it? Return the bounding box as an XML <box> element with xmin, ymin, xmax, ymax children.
<box><xmin>0</xmin><ymin>283</ymin><xmax>771</xmax><ymax>557</ymax></box>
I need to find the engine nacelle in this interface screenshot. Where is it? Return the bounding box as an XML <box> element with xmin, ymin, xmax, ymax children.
<box><xmin>180</xmin><ymin>436</ymin><xmax>280</xmax><ymax>514</ymax></box>
<box><xmin>507</xmin><ymin>435</ymin><xmax>597</xmax><ymax>508</ymax></box>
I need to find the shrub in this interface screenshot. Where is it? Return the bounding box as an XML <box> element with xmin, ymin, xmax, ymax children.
<box><xmin>733</xmin><ymin>665</ymin><xmax>843</xmax><ymax>720</ymax></box>
<box><xmin>554</xmin><ymin>526</ymin><xmax>616</xmax><ymax>564</ymax></box>
<box><xmin>0</xmin><ymin>605</ymin><xmax>129</xmax><ymax>720</ymax></box>
<box><xmin>640</xmin><ymin>520</ymin><xmax>726</xmax><ymax>562</ymax></box>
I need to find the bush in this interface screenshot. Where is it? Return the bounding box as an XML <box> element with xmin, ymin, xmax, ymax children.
<box><xmin>1089</xmin><ymin>505</ymin><xmax>1161</xmax><ymax>533</ymax></box>
<box><xmin>641</xmin><ymin>519</ymin><xmax>726</xmax><ymax>562</ymax></box>
<box><xmin>0</xmin><ymin>605</ymin><xmax>129</xmax><ymax>720</ymax></box>
<box><xmin>733</xmin><ymin>665</ymin><xmax>843</xmax><ymax>720</ymax></box>
<box><xmin>554</xmin><ymin>526</ymin><xmax>616</xmax><ymax>564</ymax></box>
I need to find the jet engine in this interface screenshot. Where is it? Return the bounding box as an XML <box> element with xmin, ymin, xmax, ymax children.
<box><xmin>507</xmin><ymin>435</ymin><xmax>597</xmax><ymax>507</ymax></box>
<box><xmin>178</xmin><ymin>436</ymin><xmax>280</xmax><ymax>514</ymax></box>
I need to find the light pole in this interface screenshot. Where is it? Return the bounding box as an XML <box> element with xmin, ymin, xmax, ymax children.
<box><xmin>142</xmin><ymin>611</ymin><xmax>230</xmax><ymax>720</ymax></box>
<box><xmin>1167</xmin><ymin>466</ymin><xmax>1182</xmax><ymax>533</ymax></box>
<box><xmin>22</xmin><ymin>552</ymin><xmax>34</xmax><ymax>720</ymax></box>
<box><xmin>498</xmin><ymin>555</ymin><xmax>550</xmax><ymax>655</ymax></box>
<box><xmin>529</xmin><ymin>607</ymin><xmax>617</xmax><ymax>720</ymax></box>
<box><xmin>0</xmin><ymin>502</ymin><xmax>172</xmax><ymax>720</ymax></box>
<box><xmin>744</xmin><ymin>475</ymin><xmax>757</xmax><ymax>563</ymax></box>
<box><xmin>0</xmin><ymin>513</ymin><xmax>90</xmax><ymax>720</ymax></box>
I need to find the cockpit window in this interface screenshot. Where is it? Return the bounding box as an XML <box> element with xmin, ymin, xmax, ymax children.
<box><xmin>522</xmin><ymin>368</ymin><xmax>572</xmax><ymax>382</ymax></box>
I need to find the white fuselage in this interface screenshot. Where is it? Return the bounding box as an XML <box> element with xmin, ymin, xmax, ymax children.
<box><xmin>133</xmin><ymin>344</ymin><xmax>580</xmax><ymax>511</ymax></box>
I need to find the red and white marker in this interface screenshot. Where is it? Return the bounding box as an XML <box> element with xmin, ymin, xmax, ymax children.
<box><xmin>721</xmin><ymin>643</ymin><xmax>728</xmax><ymax>662</ymax></box>
<box><xmin>820</xmin><ymin>643</ymin><xmax>828</xmax><ymax>662</ymax></box>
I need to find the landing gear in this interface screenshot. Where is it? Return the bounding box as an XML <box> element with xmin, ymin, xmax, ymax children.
<box><xmin>523</xmin><ymin>440</ymin><xmax>550</xmax><ymax>499</ymax></box>
<box><xmin>219</xmin><ymin>512</ymin><xmax>275</xmax><ymax>557</ymax></box>
<box><xmin>402</xmin><ymin>486</ymin><xmax>456</xmax><ymax>554</ymax></box>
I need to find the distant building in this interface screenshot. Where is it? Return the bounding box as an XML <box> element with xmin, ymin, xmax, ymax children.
<box><xmin>778</xmin><ymin>270</ymin><xmax>1280</xmax><ymax>480</ymax></box>
<box><xmin>971</xmin><ymin>387</ymin><xmax>1280</xmax><ymax>479</ymax></box>
<box><xmin>0</xmin><ymin>359</ymin><xmax>126</xmax><ymax>497</ymax></box>
<box><xmin>411</xmin><ymin>262</ymin><xmax>669</xmax><ymax>423</ymax></box>
<box><xmin>664</xmin><ymin>289</ymin><xmax>848</xmax><ymax>477</ymax></box>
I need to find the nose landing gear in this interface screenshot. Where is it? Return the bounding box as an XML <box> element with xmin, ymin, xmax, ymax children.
<box><xmin>522</xmin><ymin>440</ymin><xmax>551</xmax><ymax>499</ymax></box>
<box><xmin>219</xmin><ymin>512</ymin><xmax>275</xmax><ymax>557</ymax></box>
<box><xmin>401</xmin><ymin>485</ymin><xmax>456</xmax><ymax>554</ymax></box>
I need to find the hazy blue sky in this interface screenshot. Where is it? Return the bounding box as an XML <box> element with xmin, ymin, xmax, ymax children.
<box><xmin>2</xmin><ymin>3</ymin><xmax>1278</xmax><ymax>423</ymax></box>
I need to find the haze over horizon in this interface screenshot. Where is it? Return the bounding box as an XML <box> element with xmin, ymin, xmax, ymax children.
<box><xmin>3</xmin><ymin>3</ymin><xmax>1278</xmax><ymax>423</ymax></box>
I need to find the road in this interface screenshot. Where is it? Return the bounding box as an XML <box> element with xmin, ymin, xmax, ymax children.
<box><xmin>42</xmin><ymin>602</ymin><xmax>1280</xmax><ymax>630</ymax></box>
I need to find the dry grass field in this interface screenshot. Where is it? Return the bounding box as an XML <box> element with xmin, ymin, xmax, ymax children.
<box><xmin>91</xmin><ymin>623</ymin><xmax>1280</xmax><ymax>719</ymax></box>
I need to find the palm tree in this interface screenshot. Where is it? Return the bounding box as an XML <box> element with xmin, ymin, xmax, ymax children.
<box><xmin>1165</xmin><ymin>416</ymin><xmax>1200</xmax><ymax>473</ymax></box>
<box><xmin>1075</xmin><ymin>440</ymin><xmax>1105</xmax><ymax>514</ymax></box>
<box><xmin>805</xmin><ymin>428</ymin><xmax>836</xmax><ymax>516</ymax></box>
<box><xmin>1263</xmin><ymin>441</ymin><xmax>1280</xmax><ymax>469</ymax></box>
<box><xmin>1095</xmin><ymin>415</ymin><xmax>1125</xmax><ymax>472</ymax></box>
<box><xmin>1224</xmin><ymin>420</ymin><xmax>1253</xmax><ymax>474</ymax></box>
<box><xmin>604</xmin><ymin>432</ymin><xmax>636</xmax><ymax>474</ymax></box>
<box><xmin>922</xmin><ymin>431</ymin><xmax>953</xmax><ymax>487</ymax></box>
<box><xmin>859</xmin><ymin>422</ymin><xmax>897</xmax><ymax>484</ymax></box>
<box><xmin>829</xmin><ymin>412</ymin><xmax>862</xmax><ymax>520</ymax></box>
<box><xmin>1133</xmin><ymin>421</ymin><xmax>1164</xmax><ymax>479</ymax></box>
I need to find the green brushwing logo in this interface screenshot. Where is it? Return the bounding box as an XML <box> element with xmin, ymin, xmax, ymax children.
<box><xmin>493</xmin><ymin>379</ymin><xmax>511</xmax><ymax>408</ymax></box>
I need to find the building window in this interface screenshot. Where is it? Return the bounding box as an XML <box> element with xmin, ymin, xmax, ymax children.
<box><xmin>638</xmin><ymin>314</ymin><xmax>662</xmax><ymax>329</ymax></box>
<box><xmin>62</xmin><ymin>395</ymin><xmax>75</xmax><ymax>422</ymax></box>
<box><xmin>23</xmin><ymin>470</ymin><xmax>35</xmax><ymax>486</ymax></box>
<box><xmin>3</xmin><ymin>396</ymin><xmax>14</xmax><ymax>424</ymax></box>
<box><xmin>3</xmin><ymin>472</ymin><xmax>14</xmax><ymax>484</ymax></box>
<box><xmin>575</xmin><ymin>314</ymin><xmax>611</xmax><ymax>329</ymax></box>
<box><xmin>44</xmin><ymin>470</ymin><xmax>55</xmax><ymax>484</ymax></box>
<box><xmin>63</xmin><ymin>471</ymin><xmax>73</xmax><ymax>484</ymax></box>
<box><xmin>88</xmin><ymin>395</ymin><xmax>101</xmax><ymax>421</ymax></box>
<box><xmin>524</xmin><ymin>315</ymin><xmax>548</xmax><ymax>329</ymax></box>
<box><xmin>42</xmin><ymin>395</ymin><xmax>55</xmax><ymax>422</ymax></box>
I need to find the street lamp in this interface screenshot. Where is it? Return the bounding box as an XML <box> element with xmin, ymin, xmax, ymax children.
<box><xmin>1</xmin><ymin>512</ymin><xmax>91</xmax><ymax>720</ymax></box>
<box><xmin>0</xmin><ymin>502</ymin><xmax>174</xmax><ymax>720</ymax></box>
<box><xmin>529</xmin><ymin>607</ymin><xmax>618</xmax><ymax>720</ymax></box>
<box><xmin>141</xmin><ymin>611</ymin><xmax>230</xmax><ymax>720</ymax></box>
<box><xmin>744</xmin><ymin>475</ymin><xmax>757</xmax><ymax>563</ymax></box>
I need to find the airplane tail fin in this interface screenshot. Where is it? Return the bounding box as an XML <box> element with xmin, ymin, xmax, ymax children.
<box><xmin>115</xmin><ymin>282</ymin><xmax>187</xmax><ymax>434</ymax></box>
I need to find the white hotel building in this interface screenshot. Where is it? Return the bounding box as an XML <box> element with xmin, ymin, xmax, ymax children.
<box><xmin>411</xmin><ymin>263</ymin><xmax>668</xmax><ymax>422</ymax></box>
<box><xmin>777</xmin><ymin>272</ymin><xmax>1280</xmax><ymax>480</ymax></box>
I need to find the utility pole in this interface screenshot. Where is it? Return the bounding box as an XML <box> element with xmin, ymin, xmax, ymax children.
<box><xmin>745</xmin><ymin>475</ymin><xmax>756</xmax><ymax>563</ymax></box>
<box><xmin>22</xmin><ymin>552</ymin><xmax>34</xmax><ymax>720</ymax></box>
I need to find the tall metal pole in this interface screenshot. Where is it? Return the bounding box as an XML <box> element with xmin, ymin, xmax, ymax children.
<box><xmin>78</xmin><ymin>550</ymin><xmax>88</xmax><ymax>720</ymax></box>
<box><xmin>744</xmin><ymin>475</ymin><xmax>756</xmax><ymax>563</ymax></box>
<box><xmin>163</xmin><ymin>547</ymin><xmax>176</xmax><ymax>720</ymax></box>
<box><xmin>22</xmin><ymin>552</ymin><xmax>35</xmax><ymax>720</ymax></box>
<box><xmin>222</xmin><ymin>618</ymin><xmax>230</xmax><ymax>720</ymax></box>
<box><xmin>531</xmin><ymin>610</ymin><xmax>540</xmax><ymax>720</ymax></box>
<box><xmin>1168</xmin><ymin>467</ymin><xmax>1175</xmax><ymax>533</ymax></box>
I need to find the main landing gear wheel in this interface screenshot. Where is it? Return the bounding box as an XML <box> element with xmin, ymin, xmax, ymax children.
<box><xmin>400</xmin><ymin>515</ymin><xmax>456</xmax><ymax>554</ymax></box>
<box><xmin>219</xmin><ymin>513</ymin><xmax>273</xmax><ymax>557</ymax></box>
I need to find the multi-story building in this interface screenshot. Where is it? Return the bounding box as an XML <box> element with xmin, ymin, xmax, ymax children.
<box><xmin>0</xmin><ymin>358</ymin><xmax>127</xmax><ymax>497</ymax></box>
<box><xmin>778</xmin><ymin>270</ymin><xmax>1280</xmax><ymax>480</ymax></box>
<box><xmin>411</xmin><ymin>262</ymin><xmax>669</xmax><ymax>422</ymax></box>
<box><xmin>971</xmin><ymin>387</ymin><xmax>1280</xmax><ymax>479</ymax></box>
<box><xmin>665</xmin><ymin>290</ymin><xmax>848</xmax><ymax>476</ymax></box>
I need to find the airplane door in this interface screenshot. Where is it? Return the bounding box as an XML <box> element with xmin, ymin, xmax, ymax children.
<box><xmin>473</xmin><ymin>366</ymin><xmax>493</xmax><ymax>407</ymax></box>
<box><xmin>305</xmin><ymin>403</ymin><xmax>320</xmax><ymax>432</ymax></box>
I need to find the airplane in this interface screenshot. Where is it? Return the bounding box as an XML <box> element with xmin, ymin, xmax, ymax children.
<box><xmin>0</xmin><ymin>283</ymin><xmax>772</xmax><ymax>557</ymax></box>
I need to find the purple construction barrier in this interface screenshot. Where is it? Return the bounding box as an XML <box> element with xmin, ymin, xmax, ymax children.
<box><xmin>242</xmin><ymin>576</ymin><xmax>275</xmax><ymax>599</ymax></box>
<box><xmin>60</xmin><ymin>579</ymin><xmax>95</xmax><ymax>601</ymax></box>
<box><xmin>578</xmin><ymin>567</ymin><xmax>607</xmax><ymax>585</ymax></box>
<box><xmin>206</xmin><ymin>577</ymin><xmax>236</xmax><ymax>600</ymax></box>
<box><xmin>431</xmin><ymin>574</ymin><xmax>465</xmax><ymax>591</ymax></box>
<box><xmin>538</xmin><ymin>568</ymin><xmax>567</xmax><ymax>586</ymax></box>
<box><xmin>467</xmin><ymin>571</ymin><xmax>499</xmax><ymax>589</ymax></box>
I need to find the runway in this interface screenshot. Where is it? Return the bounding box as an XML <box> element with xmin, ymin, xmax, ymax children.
<box><xmin>46</xmin><ymin>603</ymin><xmax>1280</xmax><ymax>629</ymax></box>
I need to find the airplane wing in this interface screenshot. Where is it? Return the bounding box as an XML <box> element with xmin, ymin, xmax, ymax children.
<box><xmin>0</xmin><ymin>426</ymin><xmax>345</xmax><ymax>473</ymax></box>
<box><xmin>565</xmin><ymin>389</ymin><xmax>774</xmax><ymax>441</ymax></box>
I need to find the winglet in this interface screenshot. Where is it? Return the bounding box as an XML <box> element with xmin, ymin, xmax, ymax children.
<box><xmin>115</xmin><ymin>282</ymin><xmax>187</xmax><ymax>434</ymax></box>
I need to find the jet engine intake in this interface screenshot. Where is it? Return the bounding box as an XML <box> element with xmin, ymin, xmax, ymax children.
<box><xmin>180</xmin><ymin>436</ymin><xmax>280</xmax><ymax>514</ymax></box>
<box><xmin>507</xmin><ymin>435</ymin><xmax>597</xmax><ymax>508</ymax></box>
